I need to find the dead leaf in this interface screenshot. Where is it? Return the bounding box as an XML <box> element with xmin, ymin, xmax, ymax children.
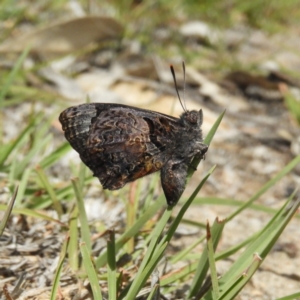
<box><xmin>0</xmin><ymin>16</ymin><xmax>123</xmax><ymax>56</ymax></box>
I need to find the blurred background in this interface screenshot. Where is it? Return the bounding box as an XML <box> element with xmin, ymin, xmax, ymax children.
<box><xmin>1</xmin><ymin>0</ymin><xmax>300</xmax><ymax>299</ymax></box>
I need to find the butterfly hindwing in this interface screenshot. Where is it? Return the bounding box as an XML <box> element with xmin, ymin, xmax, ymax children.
<box><xmin>59</xmin><ymin>102</ymin><xmax>208</xmax><ymax>205</ymax></box>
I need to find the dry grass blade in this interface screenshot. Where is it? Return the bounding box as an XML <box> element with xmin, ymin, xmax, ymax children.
<box><xmin>0</xmin><ymin>186</ymin><xmax>18</xmax><ymax>236</ymax></box>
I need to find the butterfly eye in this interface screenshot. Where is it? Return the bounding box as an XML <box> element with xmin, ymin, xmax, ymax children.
<box><xmin>187</xmin><ymin>111</ymin><xmax>198</xmax><ymax>124</ymax></box>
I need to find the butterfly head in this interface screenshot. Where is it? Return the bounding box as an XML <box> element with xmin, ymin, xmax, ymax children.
<box><xmin>180</xmin><ymin>109</ymin><xmax>203</xmax><ymax>128</ymax></box>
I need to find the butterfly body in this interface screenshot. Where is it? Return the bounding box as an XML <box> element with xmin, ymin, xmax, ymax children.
<box><xmin>59</xmin><ymin>103</ymin><xmax>208</xmax><ymax>206</ymax></box>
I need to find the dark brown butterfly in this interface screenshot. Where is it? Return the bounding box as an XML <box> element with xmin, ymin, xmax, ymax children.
<box><xmin>59</xmin><ymin>66</ymin><xmax>208</xmax><ymax>206</ymax></box>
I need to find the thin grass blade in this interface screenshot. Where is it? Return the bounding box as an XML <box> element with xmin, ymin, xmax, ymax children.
<box><xmin>68</xmin><ymin>205</ymin><xmax>79</xmax><ymax>271</ymax></box>
<box><xmin>188</xmin><ymin>110</ymin><xmax>225</xmax><ymax>178</ymax></box>
<box><xmin>72</xmin><ymin>177</ymin><xmax>92</xmax><ymax>252</ymax></box>
<box><xmin>0</xmin><ymin>186</ymin><xmax>18</xmax><ymax>236</ymax></box>
<box><xmin>228</xmin><ymin>154</ymin><xmax>300</xmax><ymax>221</ymax></box>
<box><xmin>96</xmin><ymin>196</ymin><xmax>165</xmax><ymax>268</ymax></box>
<box><xmin>80</xmin><ymin>242</ymin><xmax>103</xmax><ymax>300</ymax></box>
<box><xmin>50</xmin><ymin>234</ymin><xmax>69</xmax><ymax>300</ymax></box>
<box><xmin>0</xmin><ymin>45</ymin><xmax>30</xmax><ymax>106</ymax></box>
<box><xmin>35</xmin><ymin>165</ymin><xmax>63</xmax><ymax>217</ymax></box>
<box><xmin>188</xmin><ymin>218</ymin><xmax>225</xmax><ymax>298</ymax></box>
<box><xmin>206</xmin><ymin>222</ymin><xmax>219</xmax><ymax>300</ymax></box>
<box><xmin>219</xmin><ymin>254</ymin><xmax>262</xmax><ymax>300</ymax></box>
<box><xmin>206</xmin><ymin>194</ymin><xmax>300</xmax><ymax>299</ymax></box>
<box><xmin>107</xmin><ymin>230</ymin><xmax>117</xmax><ymax>300</ymax></box>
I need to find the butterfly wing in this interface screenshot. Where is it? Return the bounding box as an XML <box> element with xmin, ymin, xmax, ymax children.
<box><xmin>59</xmin><ymin>103</ymin><xmax>180</xmax><ymax>190</ymax></box>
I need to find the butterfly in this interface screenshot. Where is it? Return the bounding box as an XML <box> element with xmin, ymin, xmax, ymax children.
<box><xmin>59</xmin><ymin>65</ymin><xmax>208</xmax><ymax>206</ymax></box>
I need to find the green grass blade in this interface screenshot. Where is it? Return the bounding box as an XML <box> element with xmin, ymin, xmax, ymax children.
<box><xmin>188</xmin><ymin>110</ymin><xmax>225</xmax><ymax>178</ymax></box>
<box><xmin>188</xmin><ymin>218</ymin><xmax>225</xmax><ymax>298</ymax></box>
<box><xmin>124</xmin><ymin>210</ymin><xmax>172</xmax><ymax>298</ymax></box>
<box><xmin>125</xmin><ymin>167</ymin><xmax>215</xmax><ymax>299</ymax></box>
<box><xmin>125</xmin><ymin>242</ymin><xmax>168</xmax><ymax>300</ymax></box>
<box><xmin>68</xmin><ymin>205</ymin><xmax>79</xmax><ymax>272</ymax></box>
<box><xmin>219</xmin><ymin>254</ymin><xmax>262</xmax><ymax>300</ymax></box>
<box><xmin>160</xmin><ymin>262</ymin><xmax>199</xmax><ymax>286</ymax></box>
<box><xmin>35</xmin><ymin>165</ymin><xmax>63</xmax><ymax>217</ymax></box>
<box><xmin>14</xmin><ymin>133</ymin><xmax>52</xmax><ymax>179</ymax></box>
<box><xmin>14</xmin><ymin>168</ymin><xmax>31</xmax><ymax>206</ymax></box>
<box><xmin>0</xmin><ymin>45</ymin><xmax>30</xmax><ymax>106</ymax></box>
<box><xmin>96</xmin><ymin>197</ymin><xmax>165</xmax><ymax>268</ymax></box>
<box><xmin>125</xmin><ymin>181</ymin><xmax>139</xmax><ymax>253</ymax></box>
<box><xmin>50</xmin><ymin>234</ymin><xmax>69</xmax><ymax>300</ymax></box>
<box><xmin>39</xmin><ymin>142</ymin><xmax>71</xmax><ymax>169</ymax></box>
<box><xmin>0</xmin><ymin>115</ymin><xmax>39</xmax><ymax>167</ymax></box>
<box><xmin>204</xmin><ymin>110</ymin><xmax>226</xmax><ymax>146</ymax></box>
<box><xmin>80</xmin><ymin>242</ymin><xmax>103</xmax><ymax>300</ymax></box>
<box><xmin>216</xmin><ymin>233</ymin><xmax>258</xmax><ymax>260</ymax></box>
<box><xmin>276</xmin><ymin>292</ymin><xmax>300</xmax><ymax>300</ymax></box>
<box><xmin>207</xmin><ymin>223</ymin><xmax>219</xmax><ymax>300</ymax></box>
<box><xmin>146</xmin><ymin>284</ymin><xmax>160</xmax><ymax>300</ymax></box>
<box><xmin>78</xmin><ymin>162</ymin><xmax>87</xmax><ymax>190</ymax></box>
<box><xmin>107</xmin><ymin>230</ymin><xmax>117</xmax><ymax>300</ymax></box>
<box><xmin>284</xmin><ymin>87</ymin><xmax>300</xmax><ymax>124</ymax></box>
<box><xmin>206</xmin><ymin>194</ymin><xmax>300</xmax><ymax>299</ymax></box>
<box><xmin>28</xmin><ymin>175</ymin><xmax>94</xmax><ymax>210</ymax></box>
<box><xmin>170</xmin><ymin>235</ymin><xmax>205</xmax><ymax>263</ymax></box>
<box><xmin>228</xmin><ymin>154</ymin><xmax>300</xmax><ymax>221</ymax></box>
<box><xmin>72</xmin><ymin>177</ymin><xmax>92</xmax><ymax>252</ymax></box>
<box><xmin>193</xmin><ymin>197</ymin><xmax>280</xmax><ymax>215</ymax></box>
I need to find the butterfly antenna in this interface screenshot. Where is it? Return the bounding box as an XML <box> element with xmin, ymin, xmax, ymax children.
<box><xmin>170</xmin><ymin>65</ymin><xmax>186</xmax><ymax>112</ymax></box>
<box><xmin>182</xmin><ymin>61</ymin><xmax>187</xmax><ymax>111</ymax></box>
